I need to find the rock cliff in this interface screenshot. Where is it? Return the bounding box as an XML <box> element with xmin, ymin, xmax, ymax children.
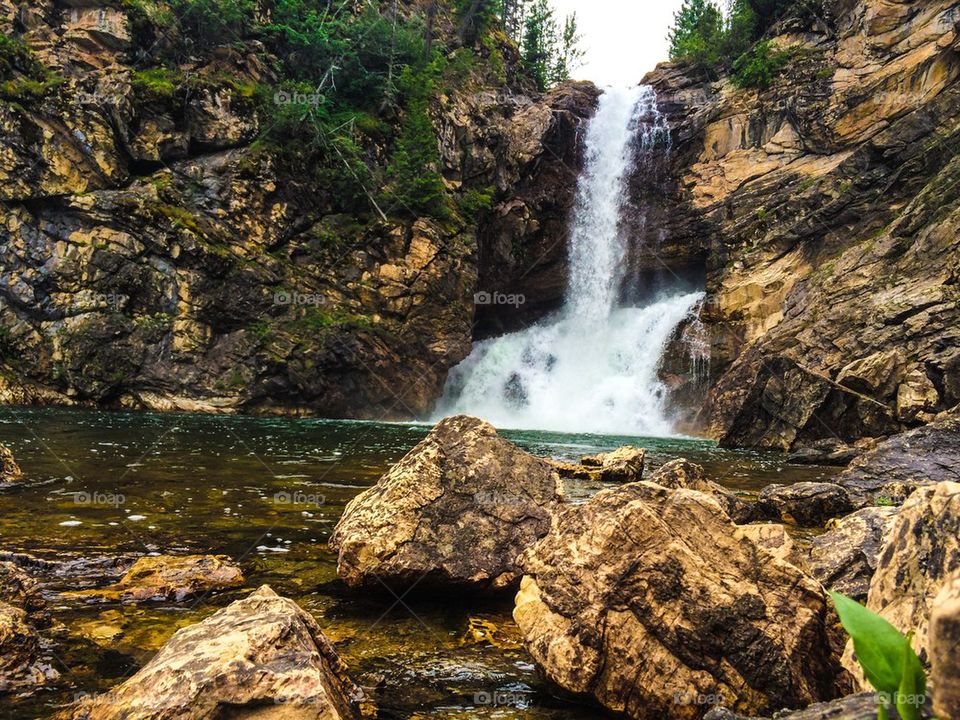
<box><xmin>0</xmin><ymin>0</ymin><xmax>597</xmax><ymax>417</ymax></box>
<box><xmin>646</xmin><ymin>0</ymin><xmax>960</xmax><ymax>449</ymax></box>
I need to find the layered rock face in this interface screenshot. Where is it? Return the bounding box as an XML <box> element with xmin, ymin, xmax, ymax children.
<box><xmin>330</xmin><ymin>415</ymin><xmax>563</xmax><ymax>591</ymax></box>
<box><xmin>645</xmin><ymin>0</ymin><xmax>960</xmax><ymax>449</ymax></box>
<box><xmin>513</xmin><ymin>480</ymin><xmax>849</xmax><ymax>720</ymax></box>
<box><xmin>58</xmin><ymin>585</ymin><xmax>361</xmax><ymax>719</ymax></box>
<box><xmin>0</xmin><ymin>0</ymin><xmax>597</xmax><ymax>417</ymax></box>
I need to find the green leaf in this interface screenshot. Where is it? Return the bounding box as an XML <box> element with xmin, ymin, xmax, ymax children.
<box><xmin>895</xmin><ymin>631</ymin><xmax>927</xmax><ymax>720</ymax></box>
<box><xmin>830</xmin><ymin>592</ymin><xmax>908</xmax><ymax>694</ymax></box>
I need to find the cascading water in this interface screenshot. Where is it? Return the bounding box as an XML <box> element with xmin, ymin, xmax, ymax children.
<box><xmin>433</xmin><ymin>85</ymin><xmax>704</xmax><ymax>436</ymax></box>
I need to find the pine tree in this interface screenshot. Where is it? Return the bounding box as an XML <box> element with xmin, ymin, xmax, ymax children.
<box><xmin>667</xmin><ymin>0</ymin><xmax>724</xmax><ymax>67</ymax></box>
<box><xmin>550</xmin><ymin>12</ymin><xmax>582</xmax><ymax>86</ymax></box>
<box><xmin>521</xmin><ymin>0</ymin><xmax>557</xmax><ymax>91</ymax></box>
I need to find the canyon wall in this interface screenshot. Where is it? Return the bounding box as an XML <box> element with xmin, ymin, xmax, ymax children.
<box><xmin>0</xmin><ymin>0</ymin><xmax>597</xmax><ymax>417</ymax></box>
<box><xmin>648</xmin><ymin>0</ymin><xmax>960</xmax><ymax>450</ymax></box>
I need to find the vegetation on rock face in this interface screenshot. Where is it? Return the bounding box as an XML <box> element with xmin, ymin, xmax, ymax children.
<box><xmin>114</xmin><ymin>0</ymin><xmax>581</xmax><ymax>222</ymax></box>
<box><xmin>667</xmin><ymin>0</ymin><xmax>808</xmax><ymax>86</ymax></box>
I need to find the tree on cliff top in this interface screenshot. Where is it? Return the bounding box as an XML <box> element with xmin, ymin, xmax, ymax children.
<box><xmin>667</xmin><ymin>0</ymin><xmax>804</xmax><ymax>85</ymax></box>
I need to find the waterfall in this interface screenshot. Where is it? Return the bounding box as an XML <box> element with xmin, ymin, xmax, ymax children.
<box><xmin>433</xmin><ymin>86</ymin><xmax>704</xmax><ymax>437</ymax></box>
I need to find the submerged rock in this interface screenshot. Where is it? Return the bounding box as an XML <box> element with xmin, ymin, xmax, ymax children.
<box><xmin>845</xmin><ymin>481</ymin><xmax>960</xmax><ymax>678</ymax></box>
<box><xmin>808</xmin><ymin>506</ymin><xmax>898</xmax><ymax>602</ymax></box>
<box><xmin>330</xmin><ymin>416</ymin><xmax>563</xmax><ymax>592</ymax></box>
<box><xmin>0</xmin><ymin>444</ymin><xmax>21</xmax><ymax>483</ymax></box>
<box><xmin>0</xmin><ymin>601</ymin><xmax>57</xmax><ymax>693</ymax></box>
<box><xmin>57</xmin><ymin>585</ymin><xmax>362</xmax><ymax>719</ymax></box>
<box><xmin>513</xmin><ymin>481</ymin><xmax>850</xmax><ymax>720</ymax></box>
<box><xmin>756</xmin><ymin>482</ymin><xmax>854</xmax><ymax>527</ymax></box>
<box><xmin>647</xmin><ymin>458</ymin><xmax>756</xmax><ymax>523</ymax></box>
<box><xmin>63</xmin><ymin>554</ymin><xmax>244</xmax><ymax>603</ymax></box>
<box><xmin>836</xmin><ymin>411</ymin><xmax>960</xmax><ymax>505</ymax></box>
<box><xmin>931</xmin><ymin>572</ymin><xmax>960</xmax><ymax>720</ymax></box>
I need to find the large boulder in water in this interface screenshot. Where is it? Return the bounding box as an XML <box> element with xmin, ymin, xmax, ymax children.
<box><xmin>845</xmin><ymin>481</ymin><xmax>960</xmax><ymax>678</ymax></box>
<box><xmin>756</xmin><ymin>482</ymin><xmax>854</xmax><ymax>527</ymax></box>
<box><xmin>57</xmin><ymin>585</ymin><xmax>362</xmax><ymax>719</ymax></box>
<box><xmin>330</xmin><ymin>415</ymin><xmax>563</xmax><ymax>592</ymax></box>
<box><xmin>513</xmin><ymin>481</ymin><xmax>850</xmax><ymax>720</ymax></box>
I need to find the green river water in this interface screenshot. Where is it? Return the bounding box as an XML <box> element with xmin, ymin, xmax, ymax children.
<box><xmin>0</xmin><ymin>407</ymin><xmax>840</xmax><ymax>719</ymax></box>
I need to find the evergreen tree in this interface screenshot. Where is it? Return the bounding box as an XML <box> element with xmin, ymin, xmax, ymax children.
<box><xmin>550</xmin><ymin>13</ymin><xmax>582</xmax><ymax>86</ymax></box>
<box><xmin>667</xmin><ymin>0</ymin><xmax>725</xmax><ymax>67</ymax></box>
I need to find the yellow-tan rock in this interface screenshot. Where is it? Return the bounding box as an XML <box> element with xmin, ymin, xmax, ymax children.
<box><xmin>57</xmin><ymin>585</ymin><xmax>361</xmax><ymax>719</ymax></box>
<box><xmin>514</xmin><ymin>480</ymin><xmax>850</xmax><ymax>719</ymax></box>
<box><xmin>330</xmin><ymin>416</ymin><xmax>563</xmax><ymax>592</ymax></box>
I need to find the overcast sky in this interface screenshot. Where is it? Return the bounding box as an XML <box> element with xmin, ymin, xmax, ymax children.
<box><xmin>549</xmin><ymin>0</ymin><xmax>689</xmax><ymax>87</ymax></box>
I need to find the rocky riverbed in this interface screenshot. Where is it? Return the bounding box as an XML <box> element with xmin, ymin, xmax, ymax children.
<box><xmin>1</xmin><ymin>409</ymin><xmax>958</xmax><ymax>719</ymax></box>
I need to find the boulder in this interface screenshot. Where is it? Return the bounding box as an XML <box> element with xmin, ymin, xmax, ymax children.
<box><xmin>330</xmin><ymin>416</ymin><xmax>563</xmax><ymax>592</ymax></box>
<box><xmin>808</xmin><ymin>507</ymin><xmax>898</xmax><ymax>602</ymax></box>
<box><xmin>63</xmin><ymin>554</ymin><xmax>244</xmax><ymax>603</ymax></box>
<box><xmin>579</xmin><ymin>446</ymin><xmax>646</xmax><ymax>482</ymax></box>
<box><xmin>836</xmin><ymin>350</ymin><xmax>906</xmax><ymax>400</ymax></box>
<box><xmin>756</xmin><ymin>482</ymin><xmax>854</xmax><ymax>527</ymax></box>
<box><xmin>57</xmin><ymin>585</ymin><xmax>361</xmax><ymax>719</ymax></box>
<box><xmin>513</xmin><ymin>481</ymin><xmax>850</xmax><ymax>720</ymax></box>
<box><xmin>930</xmin><ymin>572</ymin><xmax>960</xmax><ymax>720</ymax></box>
<box><xmin>0</xmin><ymin>601</ymin><xmax>57</xmax><ymax>693</ymax></box>
<box><xmin>548</xmin><ymin>446</ymin><xmax>646</xmax><ymax>483</ymax></box>
<box><xmin>0</xmin><ymin>444</ymin><xmax>21</xmax><ymax>483</ymax></box>
<box><xmin>845</xmin><ymin>481</ymin><xmax>960</xmax><ymax>676</ymax></box>
<box><xmin>787</xmin><ymin>438</ymin><xmax>863</xmax><ymax>466</ymax></box>
<box><xmin>837</xmin><ymin>411</ymin><xmax>960</xmax><ymax>505</ymax></box>
<box><xmin>647</xmin><ymin>458</ymin><xmax>756</xmax><ymax>523</ymax></box>
<box><xmin>703</xmin><ymin>692</ymin><xmax>880</xmax><ymax>719</ymax></box>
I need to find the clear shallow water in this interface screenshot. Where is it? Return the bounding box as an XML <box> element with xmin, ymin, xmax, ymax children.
<box><xmin>0</xmin><ymin>407</ymin><xmax>839</xmax><ymax>719</ymax></box>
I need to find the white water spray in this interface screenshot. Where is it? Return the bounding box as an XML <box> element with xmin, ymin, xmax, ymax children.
<box><xmin>434</xmin><ymin>86</ymin><xmax>704</xmax><ymax>436</ymax></box>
